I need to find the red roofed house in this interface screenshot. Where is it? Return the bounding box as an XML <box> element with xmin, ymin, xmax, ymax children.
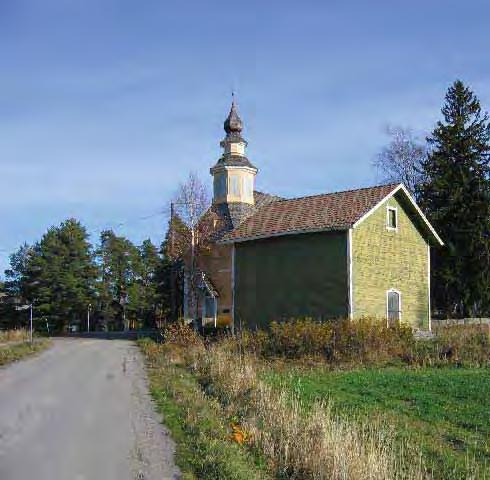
<box><xmin>183</xmin><ymin>102</ymin><xmax>443</xmax><ymax>331</ymax></box>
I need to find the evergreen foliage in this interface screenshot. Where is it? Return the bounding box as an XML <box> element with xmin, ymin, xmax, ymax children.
<box><xmin>3</xmin><ymin>220</ymin><xmax>173</xmax><ymax>332</ymax></box>
<box><xmin>5</xmin><ymin>219</ymin><xmax>97</xmax><ymax>331</ymax></box>
<box><xmin>417</xmin><ymin>80</ymin><xmax>490</xmax><ymax>317</ymax></box>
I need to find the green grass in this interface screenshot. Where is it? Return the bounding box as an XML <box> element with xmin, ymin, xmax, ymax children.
<box><xmin>264</xmin><ymin>366</ymin><xmax>490</xmax><ymax>479</ymax></box>
<box><xmin>139</xmin><ymin>340</ymin><xmax>270</xmax><ymax>480</ymax></box>
<box><xmin>0</xmin><ymin>339</ymin><xmax>51</xmax><ymax>366</ymax></box>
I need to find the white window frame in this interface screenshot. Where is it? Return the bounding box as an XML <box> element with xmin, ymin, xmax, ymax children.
<box><xmin>386</xmin><ymin>206</ymin><xmax>398</xmax><ymax>231</ymax></box>
<box><xmin>386</xmin><ymin>288</ymin><xmax>402</xmax><ymax>325</ymax></box>
<box><xmin>202</xmin><ymin>291</ymin><xmax>218</xmax><ymax>327</ymax></box>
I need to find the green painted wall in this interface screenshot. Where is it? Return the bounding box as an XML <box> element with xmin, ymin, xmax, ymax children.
<box><xmin>352</xmin><ymin>193</ymin><xmax>429</xmax><ymax>329</ymax></box>
<box><xmin>234</xmin><ymin>231</ymin><xmax>348</xmax><ymax>329</ymax></box>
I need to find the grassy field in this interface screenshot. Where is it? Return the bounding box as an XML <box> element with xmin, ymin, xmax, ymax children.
<box><xmin>0</xmin><ymin>339</ymin><xmax>51</xmax><ymax>367</ymax></box>
<box><xmin>141</xmin><ymin>321</ymin><xmax>490</xmax><ymax>480</ymax></box>
<box><xmin>265</xmin><ymin>367</ymin><xmax>490</xmax><ymax>479</ymax></box>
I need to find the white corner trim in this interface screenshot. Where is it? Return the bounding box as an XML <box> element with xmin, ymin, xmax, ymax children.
<box><xmin>347</xmin><ymin>229</ymin><xmax>353</xmax><ymax>320</ymax></box>
<box><xmin>231</xmin><ymin>243</ymin><xmax>236</xmax><ymax>329</ymax></box>
<box><xmin>352</xmin><ymin>183</ymin><xmax>444</xmax><ymax>246</ymax></box>
<box><xmin>386</xmin><ymin>288</ymin><xmax>402</xmax><ymax>326</ymax></box>
<box><xmin>214</xmin><ymin>297</ymin><xmax>218</xmax><ymax>328</ymax></box>
<box><xmin>428</xmin><ymin>244</ymin><xmax>431</xmax><ymax>332</ymax></box>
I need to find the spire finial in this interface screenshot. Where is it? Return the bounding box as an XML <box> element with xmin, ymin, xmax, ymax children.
<box><xmin>224</xmin><ymin>93</ymin><xmax>243</xmax><ymax>134</ymax></box>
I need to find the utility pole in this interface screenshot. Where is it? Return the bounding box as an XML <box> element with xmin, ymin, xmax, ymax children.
<box><xmin>170</xmin><ymin>202</ymin><xmax>176</xmax><ymax>322</ymax></box>
<box><xmin>87</xmin><ymin>303</ymin><xmax>91</xmax><ymax>332</ymax></box>
<box><xmin>190</xmin><ymin>222</ymin><xmax>196</xmax><ymax>328</ymax></box>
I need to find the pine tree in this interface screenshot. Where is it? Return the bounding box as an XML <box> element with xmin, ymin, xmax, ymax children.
<box><xmin>138</xmin><ymin>239</ymin><xmax>161</xmax><ymax>328</ymax></box>
<box><xmin>96</xmin><ymin>230</ymin><xmax>142</xmax><ymax>330</ymax></box>
<box><xmin>417</xmin><ymin>80</ymin><xmax>490</xmax><ymax>317</ymax></box>
<box><xmin>5</xmin><ymin>220</ymin><xmax>97</xmax><ymax>331</ymax></box>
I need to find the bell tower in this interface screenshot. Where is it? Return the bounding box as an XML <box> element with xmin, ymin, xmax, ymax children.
<box><xmin>210</xmin><ymin>98</ymin><xmax>258</xmax><ymax>212</ymax></box>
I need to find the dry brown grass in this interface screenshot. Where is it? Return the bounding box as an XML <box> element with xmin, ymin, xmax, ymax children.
<box><xmin>0</xmin><ymin>329</ymin><xmax>29</xmax><ymax>343</ymax></box>
<box><xmin>186</xmin><ymin>338</ymin><xmax>428</xmax><ymax>480</ymax></box>
<box><xmin>156</xmin><ymin>321</ymin><xmax>488</xmax><ymax>479</ymax></box>
<box><xmin>431</xmin><ymin>324</ymin><xmax>490</xmax><ymax>366</ymax></box>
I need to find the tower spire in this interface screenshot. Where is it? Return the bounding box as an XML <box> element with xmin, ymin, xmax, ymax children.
<box><xmin>224</xmin><ymin>95</ymin><xmax>243</xmax><ymax>135</ymax></box>
<box><xmin>210</xmin><ymin>100</ymin><xmax>258</xmax><ymax>219</ymax></box>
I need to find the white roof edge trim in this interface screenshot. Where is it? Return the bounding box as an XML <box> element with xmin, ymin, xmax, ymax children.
<box><xmin>352</xmin><ymin>184</ymin><xmax>444</xmax><ymax>246</ymax></box>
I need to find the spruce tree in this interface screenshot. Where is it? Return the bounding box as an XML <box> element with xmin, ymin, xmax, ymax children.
<box><xmin>417</xmin><ymin>80</ymin><xmax>490</xmax><ymax>317</ymax></box>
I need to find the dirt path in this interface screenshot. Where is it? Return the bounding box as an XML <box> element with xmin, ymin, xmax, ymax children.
<box><xmin>0</xmin><ymin>338</ymin><xmax>180</xmax><ymax>480</ymax></box>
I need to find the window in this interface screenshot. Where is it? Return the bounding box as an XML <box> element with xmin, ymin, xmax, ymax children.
<box><xmin>204</xmin><ymin>294</ymin><xmax>216</xmax><ymax>319</ymax></box>
<box><xmin>215</xmin><ymin>174</ymin><xmax>226</xmax><ymax>198</ymax></box>
<box><xmin>242</xmin><ymin>176</ymin><xmax>253</xmax><ymax>200</ymax></box>
<box><xmin>229</xmin><ymin>175</ymin><xmax>240</xmax><ymax>196</ymax></box>
<box><xmin>387</xmin><ymin>289</ymin><xmax>401</xmax><ymax>325</ymax></box>
<box><xmin>387</xmin><ymin>206</ymin><xmax>398</xmax><ymax>230</ymax></box>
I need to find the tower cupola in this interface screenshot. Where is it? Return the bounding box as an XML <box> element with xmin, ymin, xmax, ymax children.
<box><xmin>210</xmin><ymin>98</ymin><xmax>258</xmax><ymax>208</ymax></box>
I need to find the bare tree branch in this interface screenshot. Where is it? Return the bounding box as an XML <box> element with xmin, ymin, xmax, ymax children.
<box><xmin>170</xmin><ymin>172</ymin><xmax>213</xmax><ymax>325</ymax></box>
<box><xmin>373</xmin><ymin>126</ymin><xmax>428</xmax><ymax>198</ymax></box>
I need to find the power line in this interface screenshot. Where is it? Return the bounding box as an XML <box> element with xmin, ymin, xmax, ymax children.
<box><xmin>85</xmin><ymin>209</ymin><xmax>170</xmax><ymax>237</ymax></box>
<box><xmin>0</xmin><ymin>209</ymin><xmax>172</xmax><ymax>257</ymax></box>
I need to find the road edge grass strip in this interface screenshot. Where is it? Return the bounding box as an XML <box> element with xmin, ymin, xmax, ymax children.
<box><xmin>139</xmin><ymin>339</ymin><xmax>270</xmax><ymax>480</ymax></box>
<box><xmin>0</xmin><ymin>339</ymin><xmax>52</xmax><ymax>367</ymax></box>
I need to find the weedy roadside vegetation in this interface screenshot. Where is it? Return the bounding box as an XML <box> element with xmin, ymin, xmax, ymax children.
<box><xmin>0</xmin><ymin>328</ymin><xmax>29</xmax><ymax>344</ymax></box>
<box><xmin>140</xmin><ymin>332</ymin><xmax>270</xmax><ymax>480</ymax></box>
<box><xmin>141</xmin><ymin>319</ymin><xmax>489</xmax><ymax>479</ymax></box>
<box><xmin>0</xmin><ymin>335</ymin><xmax>51</xmax><ymax>366</ymax></box>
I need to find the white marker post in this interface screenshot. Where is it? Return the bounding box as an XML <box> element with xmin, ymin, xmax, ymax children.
<box><xmin>29</xmin><ymin>304</ymin><xmax>33</xmax><ymax>344</ymax></box>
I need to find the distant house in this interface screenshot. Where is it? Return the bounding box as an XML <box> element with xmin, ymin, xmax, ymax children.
<box><xmin>182</xmin><ymin>102</ymin><xmax>443</xmax><ymax>331</ymax></box>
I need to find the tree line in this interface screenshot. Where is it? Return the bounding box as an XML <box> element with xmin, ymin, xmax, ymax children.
<box><xmin>375</xmin><ymin>80</ymin><xmax>490</xmax><ymax>318</ymax></box>
<box><xmin>0</xmin><ymin>220</ymin><xmax>183</xmax><ymax>332</ymax></box>
<box><xmin>1</xmin><ymin>79</ymin><xmax>489</xmax><ymax>327</ymax></box>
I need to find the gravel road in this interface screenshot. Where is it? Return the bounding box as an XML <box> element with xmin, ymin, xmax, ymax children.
<box><xmin>0</xmin><ymin>338</ymin><xmax>180</xmax><ymax>480</ymax></box>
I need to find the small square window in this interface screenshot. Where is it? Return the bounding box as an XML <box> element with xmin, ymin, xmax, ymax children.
<box><xmin>387</xmin><ymin>207</ymin><xmax>397</xmax><ymax>230</ymax></box>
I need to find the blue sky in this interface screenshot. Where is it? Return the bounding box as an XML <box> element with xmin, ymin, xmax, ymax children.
<box><xmin>1</xmin><ymin>0</ymin><xmax>490</xmax><ymax>275</ymax></box>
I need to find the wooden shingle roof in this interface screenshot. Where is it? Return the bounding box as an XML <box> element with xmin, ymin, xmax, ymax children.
<box><xmin>221</xmin><ymin>183</ymin><xmax>400</xmax><ymax>243</ymax></box>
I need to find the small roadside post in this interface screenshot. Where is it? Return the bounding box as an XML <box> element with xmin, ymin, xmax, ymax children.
<box><xmin>87</xmin><ymin>303</ymin><xmax>91</xmax><ymax>332</ymax></box>
<box><xmin>29</xmin><ymin>304</ymin><xmax>33</xmax><ymax>344</ymax></box>
<box><xmin>15</xmin><ymin>304</ymin><xmax>33</xmax><ymax>344</ymax></box>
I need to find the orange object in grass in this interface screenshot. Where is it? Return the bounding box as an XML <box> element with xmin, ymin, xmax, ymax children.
<box><xmin>230</xmin><ymin>423</ymin><xmax>247</xmax><ymax>445</ymax></box>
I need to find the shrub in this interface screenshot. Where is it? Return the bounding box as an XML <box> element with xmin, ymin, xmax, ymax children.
<box><xmin>431</xmin><ymin>324</ymin><xmax>490</xmax><ymax>366</ymax></box>
<box><xmin>268</xmin><ymin>318</ymin><xmax>334</xmax><ymax>358</ymax></box>
<box><xmin>244</xmin><ymin>317</ymin><xmax>415</xmax><ymax>365</ymax></box>
<box><xmin>162</xmin><ymin>322</ymin><xmax>203</xmax><ymax>346</ymax></box>
<box><xmin>331</xmin><ymin>317</ymin><xmax>415</xmax><ymax>364</ymax></box>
